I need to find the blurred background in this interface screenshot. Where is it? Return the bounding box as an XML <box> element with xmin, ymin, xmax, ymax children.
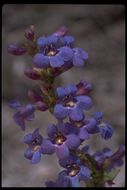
<box><xmin>2</xmin><ymin>4</ymin><xmax>125</xmax><ymax>187</ymax></box>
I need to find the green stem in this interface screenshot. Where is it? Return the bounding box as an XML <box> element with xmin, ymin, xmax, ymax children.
<box><xmin>76</xmin><ymin>149</ymin><xmax>105</xmax><ymax>187</ymax></box>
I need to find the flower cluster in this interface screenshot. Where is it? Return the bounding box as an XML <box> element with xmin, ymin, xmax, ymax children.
<box><xmin>8</xmin><ymin>26</ymin><xmax>125</xmax><ymax>187</ymax></box>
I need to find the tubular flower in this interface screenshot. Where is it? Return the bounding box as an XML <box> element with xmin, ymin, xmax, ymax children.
<box><xmin>24</xmin><ymin>128</ymin><xmax>43</xmax><ymax>164</ymax></box>
<box><xmin>54</xmin><ymin>84</ymin><xmax>92</xmax><ymax>121</ymax></box>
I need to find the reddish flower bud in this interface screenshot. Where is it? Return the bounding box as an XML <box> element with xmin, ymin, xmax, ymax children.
<box><xmin>76</xmin><ymin>81</ymin><xmax>93</xmax><ymax>95</ymax></box>
<box><xmin>28</xmin><ymin>90</ymin><xmax>42</xmax><ymax>102</ymax></box>
<box><xmin>24</xmin><ymin>68</ymin><xmax>41</xmax><ymax>80</ymax></box>
<box><xmin>33</xmin><ymin>101</ymin><xmax>48</xmax><ymax>111</ymax></box>
<box><xmin>53</xmin><ymin>26</ymin><xmax>68</xmax><ymax>37</ymax></box>
<box><xmin>24</xmin><ymin>25</ymin><xmax>35</xmax><ymax>41</ymax></box>
<box><xmin>8</xmin><ymin>44</ymin><xmax>27</xmax><ymax>55</ymax></box>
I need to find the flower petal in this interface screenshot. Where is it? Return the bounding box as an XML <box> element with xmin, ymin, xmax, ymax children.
<box><xmin>45</xmin><ymin>181</ymin><xmax>57</xmax><ymax>187</ymax></box>
<box><xmin>37</xmin><ymin>36</ymin><xmax>47</xmax><ymax>48</ymax></box>
<box><xmin>73</xmin><ymin>53</ymin><xmax>84</xmax><ymax>67</ymax></box>
<box><xmin>69</xmin><ymin>107</ymin><xmax>84</xmax><ymax>121</ymax></box>
<box><xmin>24</xmin><ymin>148</ymin><xmax>33</xmax><ymax>160</ymax></box>
<box><xmin>66</xmin><ymin>134</ymin><xmax>80</xmax><ymax>150</ymax></box>
<box><xmin>54</xmin><ymin>104</ymin><xmax>68</xmax><ymax>119</ymax></box>
<box><xmin>69</xmin><ymin>176</ymin><xmax>79</xmax><ymax>187</ymax></box>
<box><xmin>41</xmin><ymin>139</ymin><xmax>55</xmax><ymax>154</ymax></box>
<box><xmin>74</xmin><ymin>48</ymin><xmax>88</xmax><ymax>60</ymax></box>
<box><xmin>47</xmin><ymin>35</ymin><xmax>58</xmax><ymax>45</ymax></box>
<box><xmin>9</xmin><ymin>99</ymin><xmax>21</xmax><ymax>109</ymax></box>
<box><xmin>102</xmin><ymin>147</ymin><xmax>113</xmax><ymax>157</ymax></box>
<box><xmin>79</xmin><ymin>128</ymin><xmax>89</xmax><ymax>140</ymax></box>
<box><xmin>49</xmin><ymin>55</ymin><xmax>64</xmax><ymax>68</ymax></box>
<box><xmin>13</xmin><ymin>112</ymin><xmax>25</xmax><ymax>131</ymax></box>
<box><xmin>59</xmin><ymin>154</ymin><xmax>77</xmax><ymax>168</ymax></box>
<box><xmin>26</xmin><ymin>113</ymin><xmax>35</xmax><ymax>121</ymax></box>
<box><xmin>76</xmin><ymin>95</ymin><xmax>92</xmax><ymax>110</ymax></box>
<box><xmin>32</xmin><ymin>128</ymin><xmax>39</xmax><ymax>138</ymax></box>
<box><xmin>31</xmin><ymin>151</ymin><xmax>41</xmax><ymax>164</ymax></box>
<box><xmin>58</xmin><ymin>122</ymin><xmax>78</xmax><ymax>135</ymax></box>
<box><xmin>55</xmin><ymin>143</ymin><xmax>69</xmax><ymax>159</ymax></box>
<box><xmin>20</xmin><ymin>104</ymin><xmax>35</xmax><ymax>118</ymax></box>
<box><xmin>64</xmin><ymin>35</ymin><xmax>75</xmax><ymax>45</ymax></box>
<box><xmin>47</xmin><ymin>124</ymin><xmax>58</xmax><ymax>138</ymax></box>
<box><xmin>56</xmin><ymin>87</ymin><xmax>66</xmax><ymax>99</ymax></box>
<box><xmin>79</xmin><ymin>166</ymin><xmax>91</xmax><ymax>181</ymax></box>
<box><xmin>65</xmin><ymin>84</ymin><xmax>77</xmax><ymax>96</ymax></box>
<box><xmin>85</xmin><ymin>118</ymin><xmax>100</xmax><ymax>134</ymax></box>
<box><xmin>59</xmin><ymin>47</ymin><xmax>73</xmax><ymax>61</ymax></box>
<box><xmin>24</xmin><ymin>133</ymin><xmax>33</xmax><ymax>144</ymax></box>
<box><xmin>33</xmin><ymin>53</ymin><xmax>49</xmax><ymax>68</ymax></box>
<box><xmin>100</xmin><ymin>123</ymin><xmax>114</xmax><ymax>140</ymax></box>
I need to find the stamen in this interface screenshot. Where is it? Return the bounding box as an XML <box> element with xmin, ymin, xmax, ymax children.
<box><xmin>32</xmin><ymin>145</ymin><xmax>40</xmax><ymax>151</ymax></box>
<box><xmin>68</xmin><ymin>164</ymin><xmax>80</xmax><ymax>177</ymax></box>
<box><xmin>47</xmin><ymin>50</ymin><xmax>56</xmax><ymax>56</ymax></box>
<box><xmin>54</xmin><ymin>133</ymin><xmax>66</xmax><ymax>145</ymax></box>
<box><xmin>66</xmin><ymin>101</ymin><xmax>76</xmax><ymax>107</ymax></box>
<box><xmin>75</xmin><ymin>121</ymin><xmax>83</xmax><ymax>128</ymax></box>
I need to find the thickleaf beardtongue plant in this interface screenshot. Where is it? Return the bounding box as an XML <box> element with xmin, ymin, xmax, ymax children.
<box><xmin>8</xmin><ymin>26</ymin><xmax>125</xmax><ymax>187</ymax></box>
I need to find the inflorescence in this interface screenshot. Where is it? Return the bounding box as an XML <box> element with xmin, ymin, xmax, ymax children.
<box><xmin>8</xmin><ymin>25</ymin><xmax>125</xmax><ymax>187</ymax></box>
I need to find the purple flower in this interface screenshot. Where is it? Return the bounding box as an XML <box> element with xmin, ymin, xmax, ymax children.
<box><xmin>54</xmin><ymin>84</ymin><xmax>92</xmax><ymax>121</ymax></box>
<box><xmin>9</xmin><ymin>100</ymin><xmax>35</xmax><ymax>131</ymax></box>
<box><xmin>8</xmin><ymin>44</ymin><xmax>27</xmax><ymax>55</ymax></box>
<box><xmin>99</xmin><ymin>123</ymin><xmax>114</xmax><ymax>140</ymax></box>
<box><xmin>93</xmin><ymin>145</ymin><xmax>125</xmax><ymax>171</ymax></box>
<box><xmin>72</xmin><ymin>47</ymin><xmax>88</xmax><ymax>67</ymax></box>
<box><xmin>9</xmin><ymin>99</ymin><xmax>48</xmax><ymax>130</ymax></box>
<box><xmin>45</xmin><ymin>171</ymin><xmax>71</xmax><ymax>187</ymax></box>
<box><xmin>93</xmin><ymin>111</ymin><xmax>104</xmax><ymax>124</ymax></box>
<box><xmin>47</xmin><ymin>154</ymin><xmax>91</xmax><ymax>187</ymax></box>
<box><xmin>24</xmin><ymin>128</ymin><xmax>43</xmax><ymax>164</ymax></box>
<box><xmin>33</xmin><ymin>34</ymin><xmax>73</xmax><ymax>68</ymax></box>
<box><xmin>60</xmin><ymin>35</ymin><xmax>75</xmax><ymax>47</ymax></box>
<box><xmin>93</xmin><ymin>148</ymin><xmax>113</xmax><ymax>167</ymax></box>
<box><xmin>41</xmin><ymin>123</ymin><xmax>80</xmax><ymax>159</ymax></box>
<box><xmin>33</xmin><ymin>27</ymin><xmax>88</xmax><ymax>69</ymax></box>
<box><xmin>108</xmin><ymin>145</ymin><xmax>125</xmax><ymax>170</ymax></box>
<box><xmin>85</xmin><ymin>118</ymin><xmax>100</xmax><ymax>134</ymax></box>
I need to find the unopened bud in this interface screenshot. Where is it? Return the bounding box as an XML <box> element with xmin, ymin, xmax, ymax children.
<box><xmin>76</xmin><ymin>81</ymin><xmax>93</xmax><ymax>95</ymax></box>
<box><xmin>34</xmin><ymin>101</ymin><xmax>48</xmax><ymax>111</ymax></box>
<box><xmin>8</xmin><ymin>44</ymin><xmax>27</xmax><ymax>55</ymax></box>
<box><xmin>24</xmin><ymin>68</ymin><xmax>41</xmax><ymax>80</ymax></box>
<box><xmin>24</xmin><ymin>25</ymin><xmax>35</xmax><ymax>41</ymax></box>
<box><xmin>53</xmin><ymin>26</ymin><xmax>68</xmax><ymax>37</ymax></box>
<box><xmin>28</xmin><ymin>90</ymin><xmax>43</xmax><ymax>102</ymax></box>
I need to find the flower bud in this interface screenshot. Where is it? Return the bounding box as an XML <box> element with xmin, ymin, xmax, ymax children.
<box><xmin>24</xmin><ymin>25</ymin><xmax>35</xmax><ymax>41</ymax></box>
<box><xmin>33</xmin><ymin>101</ymin><xmax>48</xmax><ymax>111</ymax></box>
<box><xmin>8</xmin><ymin>44</ymin><xmax>27</xmax><ymax>55</ymax></box>
<box><xmin>28</xmin><ymin>90</ymin><xmax>42</xmax><ymax>102</ymax></box>
<box><xmin>24</xmin><ymin>68</ymin><xmax>41</xmax><ymax>80</ymax></box>
<box><xmin>76</xmin><ymin>81</ymin><xmax>93</xmax><ymax>95</ymax></box>
<box><xmin>53</xmin><ymin>26</ymin><xmax>68</xmax><ymax>37</ymax></box>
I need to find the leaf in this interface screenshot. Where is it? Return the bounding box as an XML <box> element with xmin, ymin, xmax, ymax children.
<box><xmin>85</xmin><ymin>154</ymin><xmax>98</xmax><ymax>168</ymax></box>
<box><xmin>104</xmin><ymin>169</ymin><xmax>120</xmax><ymax>182</ymax></box>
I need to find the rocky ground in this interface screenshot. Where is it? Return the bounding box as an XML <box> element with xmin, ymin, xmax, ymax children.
<box><xmin>2</xmin><ymin>4</ymin><xmax>125</xmax><ymax>187</ymax></box>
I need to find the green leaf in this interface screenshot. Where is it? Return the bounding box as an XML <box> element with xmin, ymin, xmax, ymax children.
<box><xmin>85</xmin><ymin>154</ymin><xmax>98</xmax><ymax>168</ymax></box>
<box><xmin>104</xmin><ymin>169</ymin><xmax>120</xmax><ymax>182</ymax></box>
